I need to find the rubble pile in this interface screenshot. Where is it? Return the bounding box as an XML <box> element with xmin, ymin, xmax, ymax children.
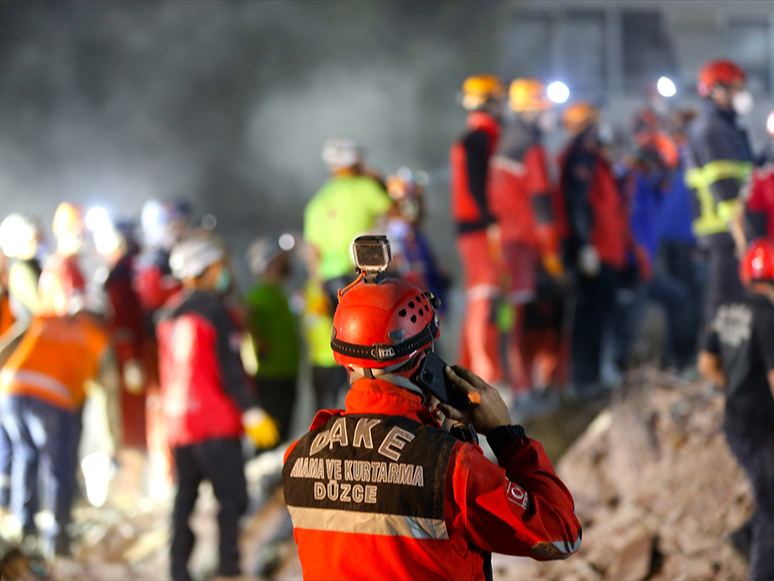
<box><xmin>495</xmin><ymin>368</ymin><xmax>752</xmax><ymax>581</ymax></box>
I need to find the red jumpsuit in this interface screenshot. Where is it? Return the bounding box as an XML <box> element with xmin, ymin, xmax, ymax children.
<box><xmin>283</xmin><ymin>378</ymin><xmax>581</xmax><ymax>580</ymax></box>
<box><xmin>489</xmin><ymin>120</ymin><xmax>561</xmax><ymax>392</ymax></box>
<box><xmin>450</xmin><ymin>111</ymin><xmax>503</xmax><ymax>384</ymax></box>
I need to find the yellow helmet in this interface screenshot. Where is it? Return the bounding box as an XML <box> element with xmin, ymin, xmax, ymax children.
<box><xmin>462</xmin><ymin>75</ymin><xmax>505</xmax><ymax>111</ymax></box>
<box><xmin>52</xmin><ymin>202</ymin><xmax>85</xmax><ymax>238</ymax></box>
<box><xmin>562</xmin><ymin>102</ymin><xmax>600</xmax><ymax>136</ymax></box>
<box><xmin>509</xmin><ymin>79</ymin><xmax>552</xmax><ymax>113</ymax></box>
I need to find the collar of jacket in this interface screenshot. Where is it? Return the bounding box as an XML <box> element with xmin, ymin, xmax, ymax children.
<box><xmin>467</xmin><ymin>111</ymin><xmax>501</xmax><ymax>138</ymax></box>
<box><xmin>703</xmin><ymin>97</ymin><xmax>737</xmax><ymax>125</ymax></box>
<box><xmin>344</xmin><ymin>377</ymin><xmax>440</xmax><ymax>427</ymax></box>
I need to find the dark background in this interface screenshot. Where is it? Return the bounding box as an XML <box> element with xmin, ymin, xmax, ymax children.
<box><xmin>1</xmin><ymin>0</ymin><xmax>773</xmax><ymax>284</ymax></box>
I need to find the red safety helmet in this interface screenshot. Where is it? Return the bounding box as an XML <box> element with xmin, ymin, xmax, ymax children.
<box><xmin>740</xmin><ymin>239</ymin><xmax>774</xmax><ymax>286</ymax></box>
<box><xmin>697</xmin><ymin>59</ymin><xmax>745</xmax><ymax>98</ymax></box>
<box><xmin>331</xmin><ymin>277</ymin><xmax>439</xmax><ymax>369</ymax></box>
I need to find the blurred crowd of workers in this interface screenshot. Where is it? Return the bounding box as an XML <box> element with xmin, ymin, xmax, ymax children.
<box><xmin>0</xmin><ymin>55</ymin><xmax>773</xmax><ymax>579</ymax></box>
<box><xmin>450</xmin><ymin>59</ymin><xmax>774</xmax><ymax>580</ymax></box>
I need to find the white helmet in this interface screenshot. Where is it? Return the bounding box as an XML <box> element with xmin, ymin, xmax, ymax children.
<box><xmin>247</xmin><ymin>237</ymin><xmax>283</xmax><ymax>277</ymax></box>
<box><xmin>322</xmin><ymin>138</ymin><xmax>363</xmax><ymax>172</ymax></box>
<box><xmin>169</xmin><ymin>235</ymin><xmax>225</xmax><ymax>280</ymax></box>
<box><xmin>0</xmin><ymin>214</ymin><xmax>41</xmax><ymax>259</ymax></box>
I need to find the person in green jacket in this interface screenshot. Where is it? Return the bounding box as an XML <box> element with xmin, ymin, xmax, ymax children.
<box><xmin>304</xmin><ymin>138</ymin><xmax>396</xmax><ymax>306</ymax></box>
<box><xmin>244</xmin><ymin>238</ymin><xmax>300</xmax><ymax>442</ymax></box>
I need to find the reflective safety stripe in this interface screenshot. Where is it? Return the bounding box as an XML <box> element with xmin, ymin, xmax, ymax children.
<box><xmin>466</xmin><ymin>284</ymin><xmax>499</xmax><ymax>301</ymax></box>
<box><xmin>288</xmin><ymin>506</ymin><xmax>449</xmax><ymax>540</ymax></box>
<box><xmin>685</xmin><ymin>160</ymin><xmax>752</xmax><ymax>188</ymax></box>
<box><xmin>552</xmin><ymin>534</ymin><xmax>582</xmax><ymax>555</ymax></box>
<box><xmin>530</xmin><ymin>530</ymin><xmax>583</xmax><ymax>559</ymax></box>
<box><xmin>0</xmin><ymin>369</ymin><xmax>74</xmax><ymax>406</ymax></box>
<box><xmin>686</xmin><ymin>160</ymin><xmax>751</xmax><ymax>238</ymax></box>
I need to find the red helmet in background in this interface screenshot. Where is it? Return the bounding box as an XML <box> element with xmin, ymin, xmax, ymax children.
<box><xmin>697</xmin><ymin>59</ymin><xmax>745</xmax><ymax>97</ymax></box>
<box><xmin>740</xmin><ymin>239</ymin><xmax>774</xmax><ymax>286</ymax></box>
<box><xmin>331</xmin><ymin>277</ymin><xmax>439</xmax><ymax>369</ymax></box>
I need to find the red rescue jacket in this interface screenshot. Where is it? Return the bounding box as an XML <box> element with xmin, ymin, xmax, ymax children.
<box><xmin>489</xmin><ymin>120</ymin><xmax>558</xmax><ymax>254</ymax></box>
<box><xmin>157</xmin><ymin>291</ymin><xmax>254</xmax><ymax>447</ymax></box>
<box><xmin>283</xmin><ymin>378</ymin><xmax>581</xmax><ymax>581</ymax></box>
<box><xmin>450</xmin><ymin>112</ymin><xmax>501</xmax><ymax>234</ymax></box>
<box><xmin>557</xmin><ymin>137</ymin><xmax>628</xmax><ymax>270</ymax></box>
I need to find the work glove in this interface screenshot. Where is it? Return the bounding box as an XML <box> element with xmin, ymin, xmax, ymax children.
<box><xmin>243</xmin><ymin>408</ymin><xmax>280</xmax><ymax>450</ymax></box>
<box><xmin>123</xmin><ymin>359</ymin><xmax>145</xmax><ymax>395</ymax></box>
<box><xmin>542</xmin><ymin>252</ymin><xmax>564</xmax><ymax>279</ymax></box>
<box><xmin>578</xmin><ymin>244</ymin><xmax>601</xmax><ymax>278</ymax></box>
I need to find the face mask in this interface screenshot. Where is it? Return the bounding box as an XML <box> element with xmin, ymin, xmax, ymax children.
<box><xmin>215</xmin><ymin>269</ymin><xmax>232</xmax><ymax>294</ymax></box>
<box><xmin>733</xmin><ymin>90</ymin><xmax>754</xmax><ymax>116</ymax></box>
<box><xmin>597</xmin><ymin>122</ymin><xmax>614</xmax><ymax>145</ymax></box>
<box><xmin>538</xmin><ymin>109</ymin><xmax>559</xmax><ymax>133</ymax></box>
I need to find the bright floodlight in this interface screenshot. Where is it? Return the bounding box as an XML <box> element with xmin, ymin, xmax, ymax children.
<box><xmin>547</xmin><ymin>81</ymin><xmax>570</xmax><ymax>104</ymax></box>
<box><xmin>279</xmin><ymin>233</ymin><xmax>295</xmax><ymax>251</ymax></box>
<box><xmin>85</xmin><ymin>207</ymin><xmax>109</xmax><ymax>231</ymax></box>
<box><xmin>657</xmin><ymin>76</ymin><xmax>676</xmax><ymax>97</ymax></box>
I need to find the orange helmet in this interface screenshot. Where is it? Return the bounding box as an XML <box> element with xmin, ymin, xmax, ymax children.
<box><xmin>462</xmin><ymin>75</ymin><xmax>505</xmax><ymax>111</ymax></box>
<box><xmin>697</xmin><ymin>59</ymin><xmax>745</xmax><ymax>98</ymax></box>
<box><xmin>331</xmin><ymin>277</ymin><xmax>439</xmax><ymax>369</ymax></box>
<box><xmin>740</xmin><ymin>239</ymin><xmax>774</xmax><ymax>286</ymax></box>
<box><xmin>52</xmin><ymin>202</ymin><xmax>85</xmax><ymax>238</ymax></box>
<box><xmin>509</xmin><ymin>78</ymin><xmax>551</xmax><ymax>113</ymax></box>
<box><xmin>562</xmin><ymin>102</ymin><xmax>600</xmax><ymax>136</ymax></box>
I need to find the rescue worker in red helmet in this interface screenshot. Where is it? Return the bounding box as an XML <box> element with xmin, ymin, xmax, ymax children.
<box><xmin>698</xmin><ymin>239</ymin><xmax>774</xmax><ymax>578</ymax></box>
<box><xmin>742</xmin><ymin>109</ymin><xmax>774</xmax><ymax>245</ymax></box>
<box><xmin>282</xmin><ymin>236</ymin><xmax>581</xmax><ymax>581</ymax></box>
<box><xmin>451</xmin><ymin>75</ymin><xmax>506</xmax><ymax>384</ymax></box>
<box><xmin>489</xmin><ymin>79</ymin><xmax>563</xmax><ymax>395</ymax></box>
<box><xmin>686</xmin><ymin>59</ymin><xmax>754</xmax><ymax>334</ymax></box>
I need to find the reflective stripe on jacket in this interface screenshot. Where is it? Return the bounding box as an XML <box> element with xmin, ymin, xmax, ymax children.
<box><xmin>283</xmin><ymin>378</ymin><xmax>581</xmax><ymax>580</ymax></box>
<box><xmin>157</xmin><ymin>291</ymin><xmax>254</xmax><ymax>447</ymax></box>
<box><xmin>685</xmin><ymin>100</ymin><xmax>753</xmax><ymax>242</ymax></box>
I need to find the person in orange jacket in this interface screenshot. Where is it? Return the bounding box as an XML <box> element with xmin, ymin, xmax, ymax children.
<box><xmin>0</xmin><ymin>299</ymin><xmax>113</xmax><ymax>556</ymax></box>
<box><xmin>489</xmin><ymin>79</ymin><xmax>563</xmax><ymax>396</ymax></box>
<box><xmin>450</xmin><ymin>75</ymin><xmax>506</xmax><ymax>384</ymax></box>
<box><xmin>282</xmin><ymin>237</ymin><xmax>581</xmax><ymax>581</ymax></box>
<box><xmin>38</xmin><ymin>203</ymin><xmax>88</xmax><ymax>317</ymax></box>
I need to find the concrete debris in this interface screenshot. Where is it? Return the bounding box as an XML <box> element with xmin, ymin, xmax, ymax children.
<box><xmin>495</xmin><ymin>367</ymin><xmax>751</xmax><ymax>581</ymax></box>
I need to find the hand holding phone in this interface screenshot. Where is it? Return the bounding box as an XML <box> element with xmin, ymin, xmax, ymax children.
<box><xmin>440</xmin><ymin>365</ymin><xmax>512</xmax><ymax>436</ymax></box>
<box><xmin>414</xmin><ymin>351</ymin><xmax>471</xmax><ymax>410</ymax></box>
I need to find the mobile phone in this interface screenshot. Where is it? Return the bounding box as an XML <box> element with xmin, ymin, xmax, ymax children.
<box><xmin>415</xmin><ymin>351</ymin><xmax>470</xmax><ymax>410</ymax></box>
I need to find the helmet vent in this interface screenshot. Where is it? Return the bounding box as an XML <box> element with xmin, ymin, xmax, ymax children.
<box><xmin>410</xmin><ymin>315</ymin><xmax>417</xmax><ymax>323</ymax></box>
<box><xmin>408</xmin><ymin>301</ymin><xmax>415</xmax><ymax>309</ymax></box>
<box><xmin>399</xmin><ymin>309</ymin><xmax>407</xmax><ymax>317</ymax></box>
<box><xmin>418</xmin><ymin>308</ymin><xmax>424</xmax><ymax>315</ymax></box>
